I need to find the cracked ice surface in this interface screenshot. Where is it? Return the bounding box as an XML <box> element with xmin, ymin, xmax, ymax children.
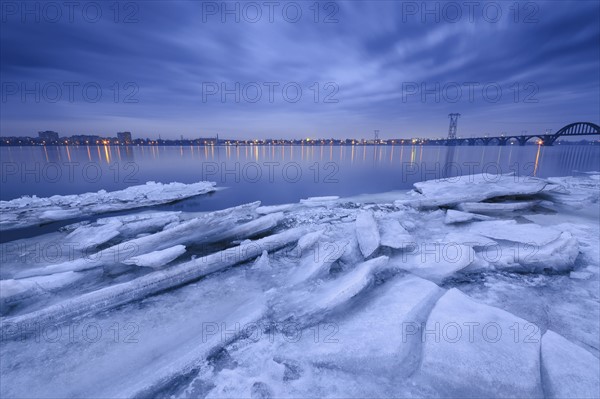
<box><xmin>0</xmin><ymin>173</ymin><xmax>599</xmax><ymax>398</ymax></box>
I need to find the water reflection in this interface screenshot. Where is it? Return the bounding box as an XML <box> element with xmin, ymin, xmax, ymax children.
<box><xmin>1</xmin><ymin>145</ymin><xmax>598</xmax><ymax>204</ymax></box>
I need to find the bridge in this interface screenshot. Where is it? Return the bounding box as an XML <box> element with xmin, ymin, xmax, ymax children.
<box><xmin>438</xmin><ymin>122</ymin><xmax>600</xmax><ymax>146</ymax></box>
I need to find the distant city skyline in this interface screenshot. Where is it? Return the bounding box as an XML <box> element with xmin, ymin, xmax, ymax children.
<box><xmin>1</xmin><ymin>1</ymin><xmax>599</xmax><ymax>139</ymax></box>
<box><xmin>3</xmin><ymin>121</ymin><xmax>598</xmax><ymax>146</ymax></box>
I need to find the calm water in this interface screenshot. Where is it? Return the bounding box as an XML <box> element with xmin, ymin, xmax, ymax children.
<box><xmin>1</xmin><ymin>145</ymin><xmax>599</xmax><ymax>210</ymax></box>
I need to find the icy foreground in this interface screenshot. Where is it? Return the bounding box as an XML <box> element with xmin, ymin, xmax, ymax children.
<box><xmin>1</xmin><ymin>173</ymin><xmax>599</xmax><ymax>398</ymax></box>
<box><xmin>0</xmin><ymin>180</ymin><xmax>217</xmax><ymax>231</ymax></box>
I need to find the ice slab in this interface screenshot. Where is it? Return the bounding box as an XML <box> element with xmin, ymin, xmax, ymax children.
<box><xmin>443</xmin><ymin>232</ymin><xmax>497</xmax><ymax>248</ymax></box>
<box><xmin>0</xmin><ymin>181</ymin><xmax>216</xmax><ymax>231</ymax></box>
<box><xmin>468</xmin><ymin>220</ymin><xmax>562</xmax><ymax>246</ymax></box>
<box><xmin>355</xmin><ymin>211</ymin><xmax>380</xmax><ymax>258</ymax></box>
<box><xmin>300</xmin><ymin>196</ymin><xmax>339</xmax><ymax>203</ymax></box>
<box><xmin>110</xmin><ymin>212</ymin><xmax>181</xmax><ymax>237</ymax></box>
<box><xmin>115</xmin><ymin>299</ymin><xmax>267</xmax><ymax>399</ymax></box>
<box><xmin>541</xmin><ymin>330</ymin><xmax>600</xmax><ymax>399</ymax></box>
<box><xmin>467</xmin><ymin>221</ymin><xmax>579</xmax><ymax>272</ymax></box>
<box><xmin>542</xmin><ymin>175</ymin><xmax>600</xmax><ymax>206</ymax></box>
<box><xmin>281</xmin><ymin>275</ymin><xmax>442</xmax><ymax>375</ymax></box>
<box><xmin>392</xmin><ymin>244</ymin><xmax>475</xmax><ymax>283</ymax></box>
<box><xmin>65</xmin><ymin>221</ymin><xmax>122</xmax><ymax>250</ymax></box>
<box><xmin>123</xmin><ymin>245</ymin><xmax>186</xmax><ymax>268</ymax></box>
<box><xmin>256</xmin><ymin>204</ymin><xmax>295</xmax><ymax>215</ymax></box>
<box><xmin>294</xmin><ymin>229</ymin><xmax>325</xmax><ymax>254</ymax></box>
<box><xmin>570</xmin><ymin>271</ymin><xmax>593</xmax><ymax>280</ymax></box>
<box><xmin>250</xmin><ymin>250</ymin><xmax>270</xmax><ymax>271</ymax></box>
<box><xmin>299</xmin><ymin>196</ymin><xmax>339</xmax><ymax>207</ymax></box>
<box><xmin>1</xmin><ymin>271</ymin><xmax>86</xmax><ymax>306</ymax></box>
<box><xmin>274</xmin><ymin>256</ymin><xmax>389</xmax><ymax>326</ymax></box>
<box><xmin>444</xmin><ymin>209</ymin><xmax>492</xmax><ymax>224</ymax></box>
<box><xmin>287</xmin><ymin>239</ymin><xmax>346</xmax><ymax>286</ymax></box>
<box><xmin>396</xmin><ymin>173</ymin><xmax>547</xmax><ymax>209</ymax></box>
<box><xmin>457</xmin><ymin>200</ymin><xmax>540</xmax><ymax>213</ymax></box>
<box><xmin>0</xmin><ymin>279</ymin><xmax>42</xmax><ymax>304</ymax></box>
<box><xmin>417</xmin><ymin>288</ymin><xmax>543</xmax><ymax>398</ymax></box>
<box><xmin>378</xmin><ymin>218</ymin><xmax>414</xmax><ymax>249</ymax></box>
<box><xmin>515</xmin><ymin>231</ymin><xmax>579</xmax><ymax>272</ymax></box>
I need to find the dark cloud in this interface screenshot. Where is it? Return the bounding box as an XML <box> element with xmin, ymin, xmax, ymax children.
<box><xmin>1</xmin><ymin>0</ymin><xmax>598</xmax><ymax>139</ymax></box>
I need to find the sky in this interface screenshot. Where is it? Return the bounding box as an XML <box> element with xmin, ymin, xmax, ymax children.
<box><xmin>1</xmin><ymin>0</ymin><xmax>599</xmax><ymax>140</ymax></box>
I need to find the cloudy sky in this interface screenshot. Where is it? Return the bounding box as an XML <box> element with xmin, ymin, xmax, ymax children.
<box><xmin>1</xmin><ymin>0</ymin><xmax>599</xmax><ymax>139</ymax></box>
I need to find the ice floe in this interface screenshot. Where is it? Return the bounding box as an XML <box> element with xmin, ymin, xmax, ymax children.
<box><xmin>416</xmin><ymin>288</ymin><xmax>543</xmax><ymax>398</ymax></box>
<box><xmin>392</xmin><ymin>244</ymin><xmax>476</xmax><ymax>283</ymax></box>
<box><xmin>444</xmin><ymin>209</ymin><xmax>492</xmax><ymax>224</ymax></box>
<box><xmin>396</xmin><ymin>173</ymin><xmax>548</xmax><ymax>209</ymax></box>
<box><xmin>541</xmin><ymin>330</ymin><xmax>600</xmax><ymax>399</ymax></box>
<box><xmin>354</xmin><ymin>211</ymin><xmax>379</xmax><ymax>257</ymax></box>
<box><xmin>0</xmin><ymin>180</ymin><xmax>216</xmax><ymax>231</ymax></box>
<box><xmin>456</xmin><ymin>200</ymin><xmax>540</xmax><ymax>213</ymax></box>
<box><xmin>378</xmin><ymin>218</ymin><xmax>414</xmax><ymax>248</ymax></box>
<box><xmin>123</xmin><ymin>244</ymin><xmax>186</xmax><ymax>268</ymax></box>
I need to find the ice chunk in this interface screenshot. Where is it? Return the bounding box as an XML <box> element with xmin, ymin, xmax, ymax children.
<box><xmin>281</xmin><ymin>275</ymin><xmax>442</xmax><ymax>375</ymax></box>
<box><xmin>65</xmin><ymin>221</ymin><xmax>122</xmax><ymax>249</ymax></box>
<box><xmin>443</xmin><ymin>232</ymin><xmax>497</xmax><ymax>248</ymax></box>
<box><xmin>456</xmin><ymin>200</ymin><xmax>540</xmax><ymax>213</ymax></box>
<box><xmin>541</xmin><ymin>330</ymin><xmax>600</xmax><ymax>399</ymax></box>
<box><xmin>300</xmin><ymin>196</ymin><xmax>339</xmax><ymax>203</ymax></box>
<box><xmin>39</xmin><ymin>209</ymin><xmax>81</xmax><ymax>222</ymax></box>
<box><xmin>467</xmin><ymin>221</ymin><xmax>579</xmax><ymax>272</ymax></box>
<box><xmin>378</xmin><ymin>218</ymin><xmax>414</xmax><ymax>249</ymax></box>
<box><xmin>469</xmin><ymin>220</ymin><xmax>562</xmax><ymax>246</ymax></box>
<box><xmin>515</xmin><ymin>231</ymin><xmax>579</xmax><ymax>272</ymax></box>
<box><xmin>392</xmin><ymin>244</ymin><xmax>475</xmax><ymax>284</ymax></box>
<box><xmin>569</xmin><ymin>271</ymin><xmax>593</xmax><ymax>280</ymax></box>
<box><xmin>96</xmin><ymin>211</ymin><xmax>180</xmax><ymax>226</ymax></box>
<box><xmin>1</xmin><ymin>271</ymin><xmax>86</xmax><ymax>306</ymax></box>
<box><xmin>104</xmin><ymin>299</ymin><xmax>267</xmax><ymax>399</ymax></box>
<box><xmin>251</xmin><ymin>250</ymin><xmax>270</xmax><ymax>271</ymax></box>
<box><xmin>2</xmin><ymin>227</ymin><xmax>308</xmax><ymax>330</ymax></box>
<box><xmin>417</xmin><ymin>288</ymin><xmax>543</xmax><ymax>398</ymax></box>
<box><xmin>275</xmin><ymin>256</ymin><xmax>389</xmax><ymax>325</ymax></box>
<box><xmin>256</xmin><ymin>204</ymin><xmax>294</xmax><ymax>215</ymax></box>
<box><xmin>109</xmin><ymin>212</ymin><xmax>181</xmax><ymax>237</ymax></box>
<box><xmin>294</xmin><ymin>229</ymin><xmax>325</xmax><ymax>254</ymax></box>
<box><xmin>355</xmin><ymin>211</ymin><xmax>380</xmax><ymax>257</ymax></box>
<box><xmin>396</xmin><ymin>173</ymin><xmax>547</xmax><ymax>209</ymax></box>
<box><xmin>288</xmin><ymin>240</ymin><xmax>346</xmax><ymax>286</ymax></box>
<box><xmin>444</xmin><ymin>209</ymin><xmax>491</xmax><ymax>224</ymax></box>
<box><xmin>299</xmin><ymin>196</ymin><xmax>339</xmax><ymax>207</ymax></box>
<box><xmin>0</xmin><ymin>181</ymin><xmax>216</xmax><ymax>231</ymax></box>
<box><xmin>123</xmin><ymin>245</ymin><xmax>186</xmax><ymax>268</ymax></box>
<box><xmin>0</xmin><ymin>279</ymin><xmax>41</xmax><ymax>304</ymax></box>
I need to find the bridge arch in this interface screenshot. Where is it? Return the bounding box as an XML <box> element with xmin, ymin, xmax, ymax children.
<box><xmin>555</xmin><ymin>122</ymin><xmax>600</xmax><ymax>137</ymax></box>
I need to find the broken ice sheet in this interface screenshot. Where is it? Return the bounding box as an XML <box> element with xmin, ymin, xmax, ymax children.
<box><xmin>123</xmin><ymin>244</ymin><xmax>186</xmax><ymax>268</ymax></box>
<box><xmin>415</xmin><ymin>288</ymin><xmax>544</xmax><ymax>398</ymax></box>
<box><xmin>396</xmin><ymin>173</ymin><xmax>548</xmax><ymax>209</ymax></box>
<box><xmin>0</xmin><ymin>180</ymin><xmax>217</xmax><ymax>231</ymax></box>
<box><xmin>1</xmin><ymin>174</ymin><xmax>598</xmax><ymax>398</ymax></box>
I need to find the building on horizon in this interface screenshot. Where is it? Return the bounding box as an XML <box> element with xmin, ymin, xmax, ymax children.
<box><xmin>70</xmin><ymin>135</ymin><xmax>102</xmax><ymax>145</ymax></box>
<box><xmin>117</xmin><ymin>131</ymin><xmax>133</xmax><ymax>144</ymax></box>
<box><xmin>38</xmin><ymin>131</ymin><xmax>59</xmax><ymax>141</ymax></box>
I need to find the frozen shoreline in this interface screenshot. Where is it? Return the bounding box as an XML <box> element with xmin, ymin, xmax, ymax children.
<box><xmin>1</xmin><ymin>173</ymin><xmax>599</xmax><ymax>398</ymax></box>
